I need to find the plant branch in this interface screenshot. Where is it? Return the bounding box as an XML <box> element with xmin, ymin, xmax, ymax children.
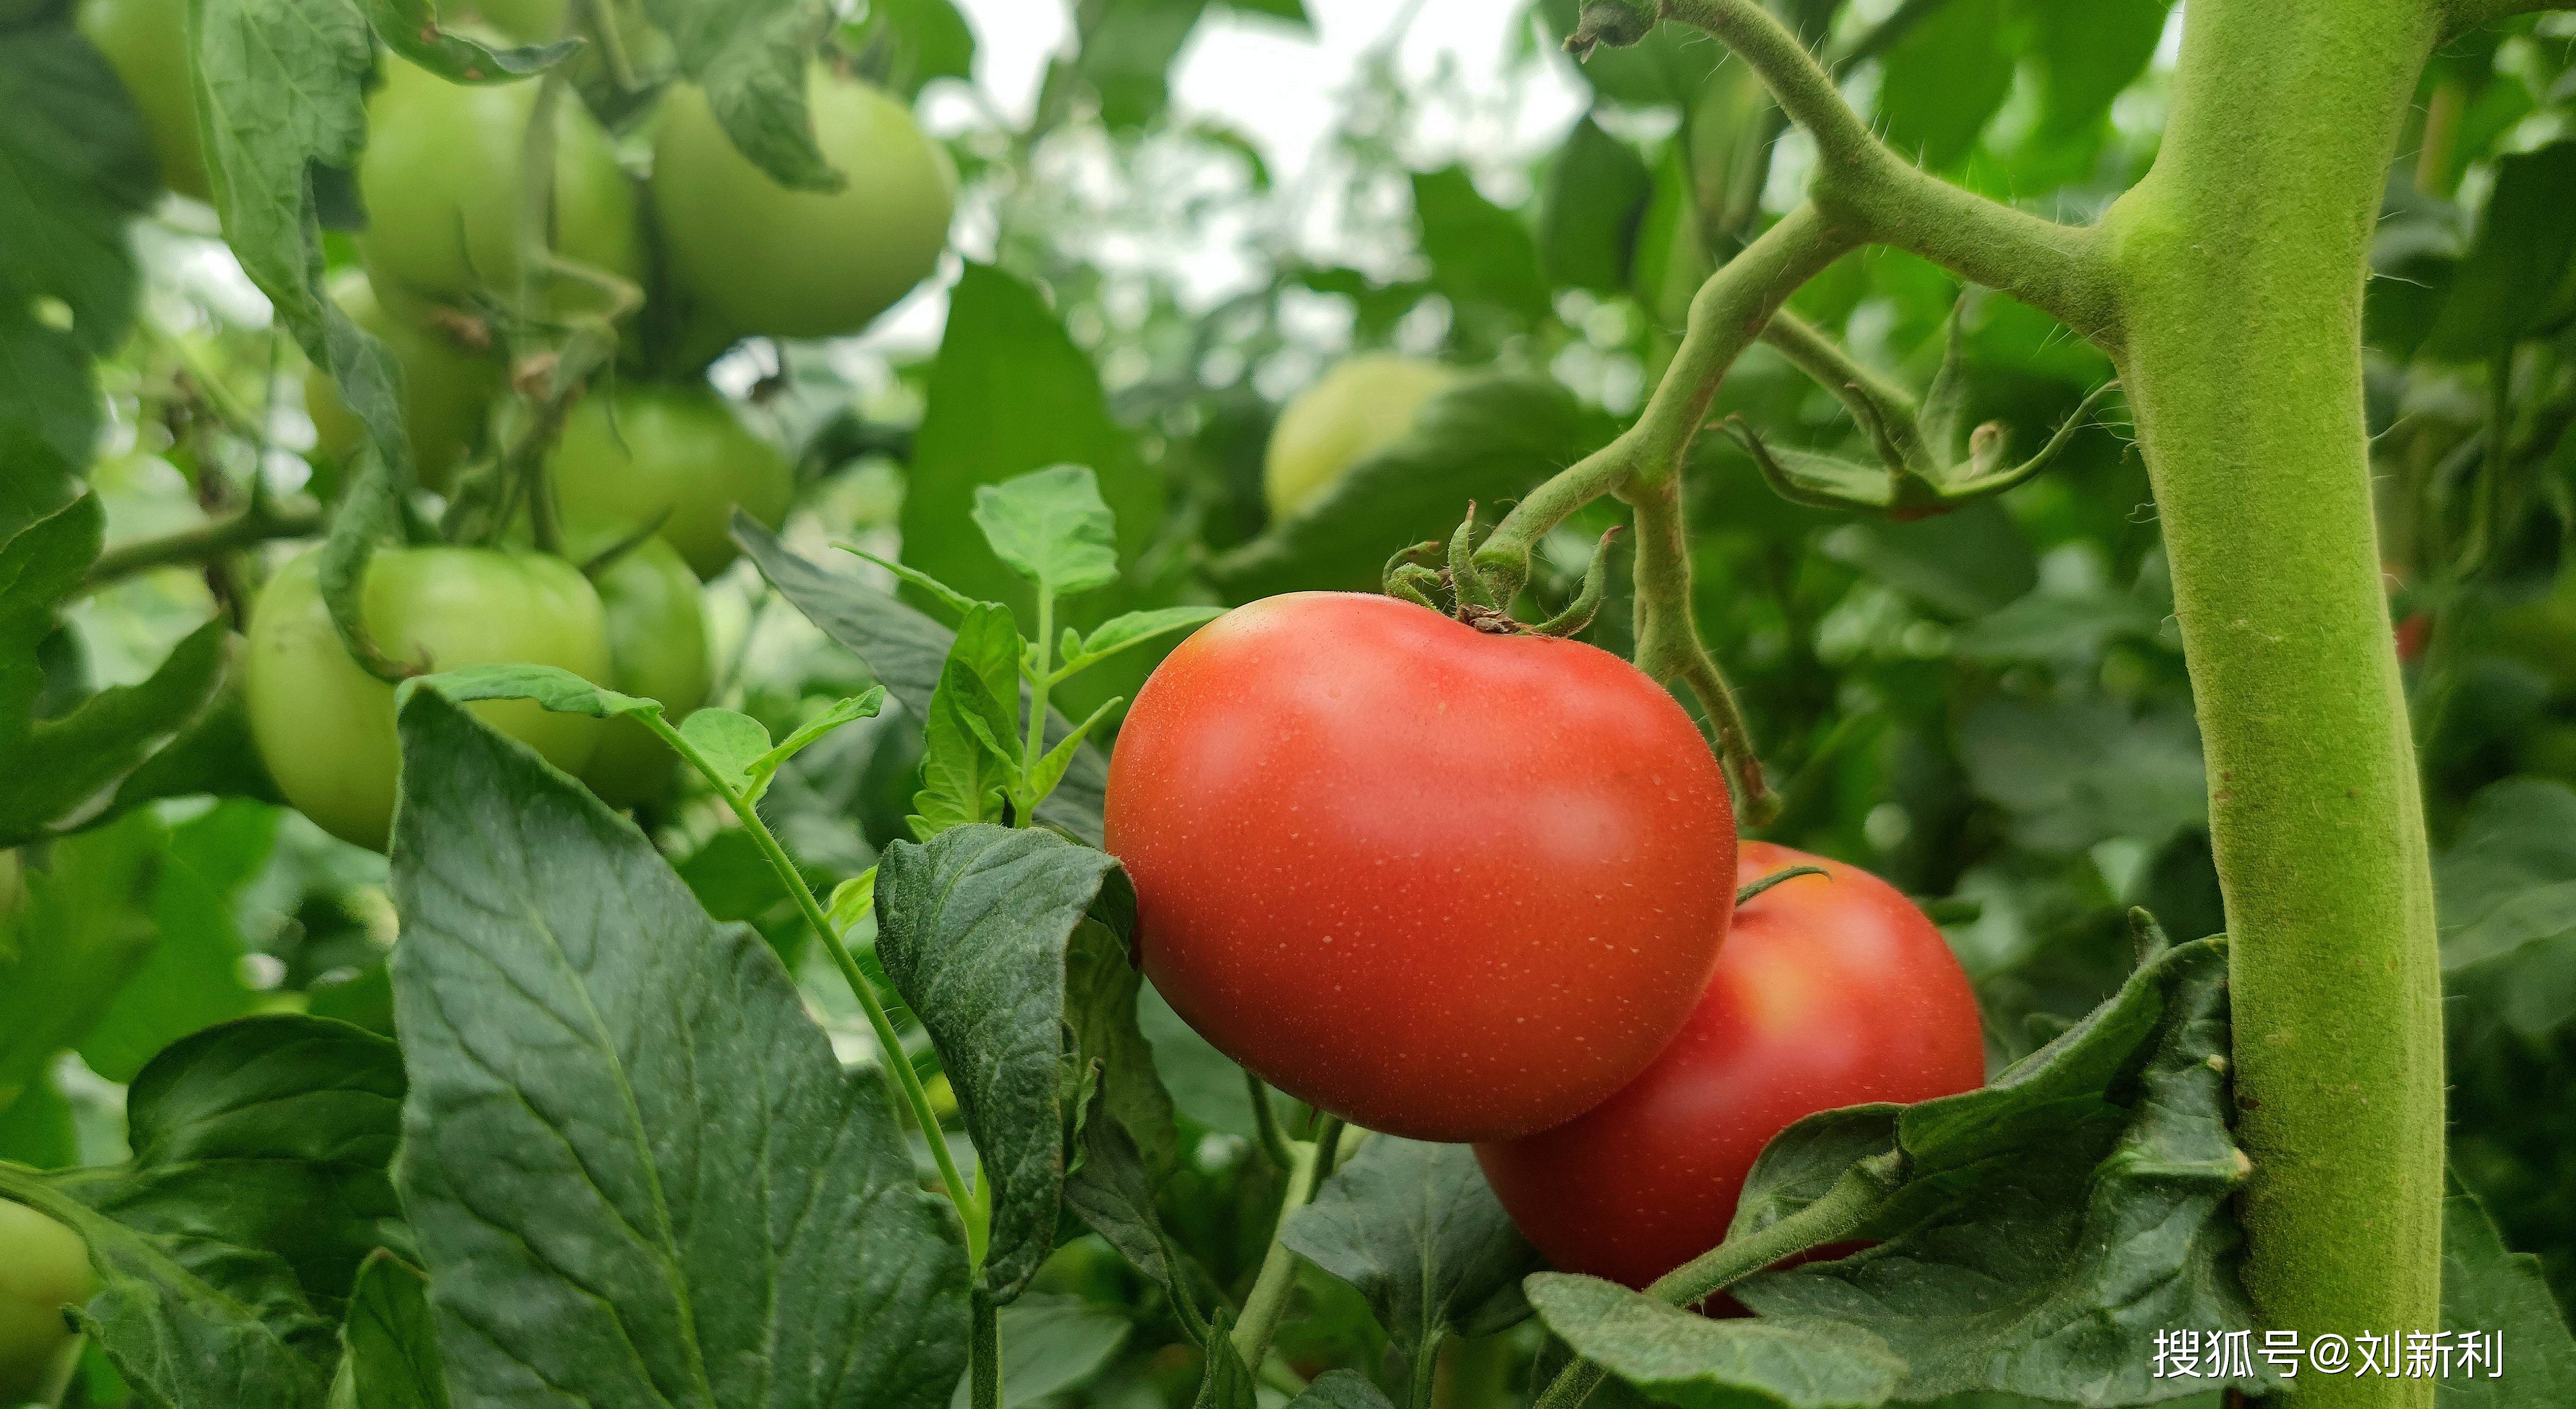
<box><xmin>1228</xmin><ymin>1114</ymin><xmax>1343</xmax><ymax>1371</ymax></box>
<box><xmin>969</xmin><ymin>1291</ymin><xmax>1000</xmax><ymax>1409</ymax></box>
<box><xmin>82</xmin><ymin>496</ymin><xmax>323</xmax><ymax>591</ymax></box>
<box><xmin>1656</xmin><ymin>0</ymin><xmax>2120</xmax><ymax>345</ymax></box>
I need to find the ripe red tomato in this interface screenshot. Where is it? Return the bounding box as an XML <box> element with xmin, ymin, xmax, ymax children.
<box><xmin>1475</xmin><ymin>842</ymin><xmax>1985</xmax><ymax>1291</ymax></box>
<box><xmin>1104</xmin><ymin>592</ymin><xmax>1737</xmax><ymax>1143</ymax></box>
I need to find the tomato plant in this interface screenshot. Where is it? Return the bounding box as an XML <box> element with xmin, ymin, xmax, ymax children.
<box><xmin>1105</xmin><ymin>591</ymin><xmax>1736</xmax><ymax>1142</ymax></box>
<box><xmin>1476</xmin><ymin>843</ymin><xmax>1984</xmax><ymax>1291</ymax></box>
<box><xmin>547</xmin><ymin>382</ymin><xmax>794</xmax><ymax>578</ymax></box>
<box><xmin>13</xmin><ymin>1</ymin><xmax>2576</xmax><ymax>1407</ymax></box>
<box><xmin>649</xmin><ymin>68</ymin><xmax>956</xmax><ymax>341</ymax></box>
<box><xmin>0</xmin><ymin>1200</ymin><xmax>91</xmax><ymax>1405</ymax></box>
<box><xmin>243</xmin><ymin>546</ymin><xmax>612</xmax><ymax>848</ymax></box>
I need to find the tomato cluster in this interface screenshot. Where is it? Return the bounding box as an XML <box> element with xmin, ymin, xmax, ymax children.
<box><xmin>78</xmin><ymin>0</ymin><xmax>960</xmax><ymax>848</ymax></box>
<box><xmin>1110</xmin><ymin>589</ymin><xmax>1987</xmax><ymax>1288</ymax></box>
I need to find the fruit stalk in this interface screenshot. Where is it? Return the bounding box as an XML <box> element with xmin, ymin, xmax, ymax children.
<box><xmin>2099</xmin><ymin>0</ymin><xmax>2447</xmax><ymax>1397</ymax></box>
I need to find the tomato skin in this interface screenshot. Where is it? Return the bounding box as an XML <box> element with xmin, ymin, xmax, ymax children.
<box><xmin>1104</xmin><ymin>592</ymin><xmax>1737</xmax><ymax>1143</ymax></box>
<box><xmin>80</xmin><ymin>0</ymin><xmax>210</xmax><ymax>200</ymax></box>
<box><xmin>356</xmin><ymin>50</ymin><xmax>642</xmax><ymax>308</ymax></box>
<box><xmin>1263</xmin><ymin>354</ymin><xmax>1458</xmax><ymax>520</ymax></box>
<box><xmin>547</xmin><ymin>384</ymin><xmax>793</xmax><ymax>578</ymax></box>
<box><xmin>245</xmin><ymin>546</ymin><xmax>613</xmax><ymax>849</ymax></box>
<box><xmin>575</xmin><ymin>532</ymin><xmax>710</xmax><ymax>808</ymax></box>
<box><xmin>305</xmin><ymin>271</ymin><xmax>502</xmax><ymax>494</ymax></box>
<box><xmin>1475</xmin><ymin>842</ymin><xmax>1986</xmax><ymax>1291</ymax></box>
<box><xmin>649</xmin><ymin>69</ymin><xmax>955</xmax><ymax>340</ymax></box>
<box><xmin>0</xmin><ymin>1200</ymin><xmax>94</xmax><ymax>1405</ymax></box>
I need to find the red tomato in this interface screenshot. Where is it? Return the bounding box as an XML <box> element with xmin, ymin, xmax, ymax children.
<box><xmin>1475</xmin><ymin>842</ymin><xmax>1985</xmax><ymax>1290</ymax></box>
<box><xmin>1104</xmin><ymin>592</ymin><xmax>1737</xmax><ymax>1143</ymax></box>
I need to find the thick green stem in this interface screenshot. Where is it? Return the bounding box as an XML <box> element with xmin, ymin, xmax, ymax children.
<box><xmin>1228</xmin><ymin>1115</ymin><xmax>1342</xmax><ymax>1371</ymax></box>
<box><xmin>2100</xmin><ymin>1</ymin><xmax>2446</xmax><ymax>1399</ymax></box>
<box><xmin>969</xmin><ymin>1291</ymin><xmax>1000</xmax><ymax>1409</ymax></box>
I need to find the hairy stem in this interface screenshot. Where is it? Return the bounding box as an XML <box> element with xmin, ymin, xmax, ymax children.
<box><xmin>1229</xmin><ymin>1114</ymin><xmax>1343</xmax><ymax>1371</ymax></box>
<box><xmin>969</xmin><ymin>1291</ymin><xmax>1000</xmax><ymax>1409</ymax></box>
<box><xmin>2101</xmin><ymin>0</ymin><xmax>2446</xmax><ymax>1400</ymax></box>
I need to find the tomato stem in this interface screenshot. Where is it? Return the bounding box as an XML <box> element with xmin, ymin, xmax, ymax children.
<box><xmin>968</xmin><ymin>1290</ymin><xmax>1001</xmax><ymax>1409</ymax></box>
<box><xmin>1228</xmin><ymin>1114</ymin><xmax>1346</xmax><ymax>1372</ymax></box>
<box><xmin>1244</xmin><ymin>1072</ymin><xmax>1296</xmax><ymax>1170</ymax></box>
<box><xmin>1733</xmin><ymin>864</ymin><xmax>1824</xmax><ymax>907</ymax></box>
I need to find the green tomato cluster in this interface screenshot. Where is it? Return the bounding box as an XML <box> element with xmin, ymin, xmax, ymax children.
<box><xmin>548</xmin><ymin>384</ymin><xmax>794</xmax><ymax>579</ymax></box>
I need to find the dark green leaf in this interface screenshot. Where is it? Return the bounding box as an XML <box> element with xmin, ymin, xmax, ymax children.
<box><xmin>1539</xmin><ymin>114</ymin><xmax>1653</xmax><ymax>294</ymax></box>
<box><xmin>2026</xmin><ymin>0</ymin><xmax>2170</xmax><ymax>138</ymax></box>
<box><xmin>974</xmin><ymin>464</ymin><xmax>1123</xmax><ymax>599</ymax></box>
<box><xmin>1534</xmin><ymin>0</ymin><xmax>1719</xmax><ymax>107</ymax></box>
<box><xmin>1192</xmin><ymin>1317</ymin><xmax>1258</xmax><ymax>1409</ymax></box>
<box><xmin>2428</xmin><ymin>141</ymin><xmax>2576</xmax><ymax>361</ymax></box>
<box><xmin>340</xmin><ymin>1252</ymin><xmax>450</xmax><ymax>1409</ymax></box>
<box><xmin>1067</xmin><ymin>605</ymin><xmax>1225</xmax><ymax>673</ymax></box>
<box><xmin>1064</xmin><ymin>1087</ymin><xmax>1199</xmax><ymax>1331</ymax></box>
<box><xmin>0</xmin><ymin>498</ymin><xmax>230</xmax><ymax>847</ymax></box>
<box><xmin>945</xmin><ymin>1294</ymin><xmax>1132</xmax><ymax>1409</ymax></box>
<box><xmin>388</xmin><ymin>690</ymin><xmax>969</xmax><ymax>1408</ymax></box>
<box><xmin>847</xmin><ymin>0</ymin><xmax>976</xmax><ymax>98</ymax></box>
<box><xmin>1283</xmin><ymin>1137</ymin><xmax>1541</xmax><ymax>1371</ymax></box>
<box><xmin>2438</xmin><ymin>1187</ymin><xmax>2576</xmax><ymax>1407</ymax></box>
<box><xmin>641</xmin><ymin>0</ymin><xmax>839</xmax><ymax>189</ymax></box>
<box><xmin>1288</xmin><ymin>1369</ymin><xmax>1397</xmax><ymax>1409</ymax></box>
<box><xmin>412</xmin><ymin>663</ymin><xmax>660</xmax><ymax>722</ymax></box>
<box><xmin>1958</xmin><ymin>696</ymin><xmax>2207</xmax><ymax>854</ymax></box>
<box><xmin>1528</xmin><ymin>1274</ymin><xmax>1906</xmax><ymax>1409</ymax></box>
<box><xmin>1066</xmin><ymin>0</ymin><xmax>1210</xmax><ymax>131</ymax></box>
<box><xmin>1208</xmin><ymin>375</ymin><xmax>1607</xmax><ymax>599</ymax></box>
<box><xmin>1412</xmin><ymin>166</ymin><xmax>1552</xmax><ymax>324</ymax></box>
<box><xmin>1873</xmin><ymin>0</ymin><xmax>2013</xmax><ymax>169</ymax></box>
<box><xmin>357</xmin><ymin>0</ymin><xmax>578</xmax><ymax>83</ymax></box>
<box><xmin>873</xmin><ymin>823</ymin><xmax>1135</xmax><ymax>1300</ymax></box>
<box><xmin>1817</xmin><ymin>500</ymin><xmax>2037</xmax><ymax>618</ymax></box>
<box><xmin>20</xmin><ymin>1015</ymin><xmax>408</xmax><ymax>1409</ymax></box>
<box><xmin>737</xmin><ymin>517</ymin><xmax>1110</xmax><ymax>841</ymax></box>
<box><xmin>910</xmin><ymin>603</ymin><xmax>1022</xmax><ymax>839</ymax></box>
<box><xmin>1724</xmin><ymin>937</ymin><xmax>2270</xmax><ymax>1404</ymax></box>
<box><xmin>904</xmin><ymin>264</ymin><xmax>1162</xmax><ymax>622</ymax></box>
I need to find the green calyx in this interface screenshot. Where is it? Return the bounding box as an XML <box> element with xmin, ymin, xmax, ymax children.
<box><xmin>1734</xmin><ymin>303</ymin><xmax>2121</xmax><ymax>519</ymax></box>
<box><xmin>1382</xmin><ymin>505</ymin><xmax>1622</xmax><ymax>639</ymax></box>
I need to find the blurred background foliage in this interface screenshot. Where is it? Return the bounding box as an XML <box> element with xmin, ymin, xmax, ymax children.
<box><xmin>7</xmin><ymin>0</ymin><xmax>2576</xmax><ymax>1403</ymax></box>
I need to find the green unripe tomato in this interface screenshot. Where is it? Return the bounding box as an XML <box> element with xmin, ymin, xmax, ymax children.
<box><xmin>1262</xmin><ymin>354</ymin><xmax>1458</xmax><ymax>520</ymax></box>
<box><xmin>79</xmin><ymin>0</ymin><xmax>211</xmax><ymax>200</ymax></box>
<box><xmin>547</xmin><ymin>384</ymin><xmax>793</xmax><ymax>578</ymax></box>
<box><xmin>356</xmin><ymin>50</ymin><xmax>643</xmax><ymax>309</ymax></box>
<box><xmin>571</xmin><ymin>530</ymin><xmax>710</xmax><ymax>809</ymax></box>
<box><xmin>0</xmin><ymin>1200</ymin><xmax>94</xmax><ymax>1406</ymax></box>
<box><xmin>244</xmin><ymin>546</ymin><xmax>613</xmax><ymax>849</ymax></box>
<box><xmin>649</xmin><ymin>68</ymin><xmax>956</xmax><ymax>340</ymax></box>
<box><xmin>305</xmin><ymin>270</ymin><xmax>504</xmax><ymax>494</ymax></box>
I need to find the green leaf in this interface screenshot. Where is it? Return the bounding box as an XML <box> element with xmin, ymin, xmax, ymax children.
<box><xmin>1533</xmin><ymin>0</ymin><xmax>1720</xmax><ymax>107</ymax></box>
<box><xmin>0</xmin><ymin>813</ymin><xmax>162</xmax><ymax>1113</ymax></box>
<box><xmin>357</xmin><ymin>0</ymin><xmax>579</xmax><ymax>83</ymax></box>
<box><xmin>339</xmin><ymin>1252</ymin><xmax>450</xmax><ymax>1409</ymax></box>
<box><xmin>873</xmin><ymin>823</ymin><xmax>1136</xmax><ymax>1300</ymax></box>
<box><xmin>387</xmin><ymin>688</ymin><xmax>969</xmax><ymax>1408</ymax></box>
<box><xmin>845</xmin><ymin>0</ymin><xmax>976</xmax><ymax>99</ymax></box>
<box><xmin>77</xmin><ymin>801</ymin><xmax>274</xmax><ymax>1083</ymax></box>
<box><xmin>641</xmin><ymin>0</ymin><xmax>840</xmax><ymax>190</ymax></box>
<box><xmin>1873</xmin><ymin>0</ymin><xmax>2014</xmax><ymax>170</ymax></box>
<box><xmin>904</xmin><ymin>264</ymin><xmax>1162</xmax><ymax>624</ymax></box>
<box><xmin>1026</xmin><ymin>696</ymin><xmax>1121</xmax><ymax>806</ymax></box>
<box><xmin>1066</xmin><ymin>0</ymin><xmax>1212</xmax><ymax>132</ymax></box>
<box><xmin>1527</xmin><ymin>1274</ymin><xmax>1906</xmax><ymax>1409</ymax></box>
<box><xmin>1065</xmin><ymin>606</ymin><xmax>1224</xmax><ymax>675</ymax></box>
<box><xmin>1287</xmin><ymin>1369</ymin><xmax>1397</xmax><ymax>1409</ymax></box>
<box><xmin>1209</xmin><ymin>375</ymin><xmax>1608</xmax><ymax>599</ymax></box>
<box><xmin>1191</xmin><ymin>1318</ymin><xmax>1259</xmax><ymax>1409</ymax></box>
<box><xmin>1412</xmin><ymin>166</ymin><xmax>1552</xmax><ymax>325</ymax></box>
<box><xmin>910</xmin><ymin>603</ymin><xmax>1022</xmax><ymax>839</ymax></box>
<box><xmin>2026</xmin><ymin>0</ymin><xmax>2171</xmax><ymax>138</ymax></box>
<box><xmin>680</xmin><ymin>707</ymin><xmax>777</xmax><ymax>793</ymax></box>
<box><xmin>1283</xmin><ymin>1137</ymin><xmax>1541</xmax><ymax>1375</ymax></box>
<box><xmin>2438</xmin><ymin>1187</ymin><xmax>2576</xmax><ymax>1407</ymax></box>
<box><xmin>1817</xmin><ymin>499</ymin><xmax>2037</xmax><ymax>618</ymax></box>
<box><xmin>945</xmin><ymin>1294</ymin><xmax>1131</xmax><ymax>1409</ymax></box>
<box><xmin>738</xmin><ymin>519</ymin><xmax>1111</xmax><ymax>841</ymax></box>
<box><xmin>412</xmin><ymin>663</ymin><xmax>661</xmax><ymax>722</ymax></box>
<box><xmin>974</xmin><ymin>464</ymin><xmax>1124</xmax><ymax>599</ymax></box>
<box><xmin>1539</xmin><ymin>114</ymin><xmax>1654</xmax><ymax>294</ymax></box>
<box><xmin>1957</xmin><ymin>696</ymin><xmax>2207</xmax><ymax>854</ymax></box>
<box><xmin>752</xmin><ymin>687</ymin><xmax>889</xmax><ymax>789</ymax></box>
<box><xmin>1063</xmin><ymin>1088</ymin><xmax>1200</xmax><ymax>1340</ymax></box>
<box><xmin>1721</xmin><ymin>936</ymin><xmax>2270</xmax><ymax>1404</ymax></box>
<box><xmin>1065</xmin><ymin>920</ymin><xmax>1177</xmax><ymax>1186</ymax></box>
<box><xmin>0</xmin><ymin>498</ymin><xmax>230</xmax><ymax>847</ymax></box>
<box><xmin>19</xmin><ymin>1016</ymin><xmax>408</xmax><ymax>1408</ymax></box>
<box><xmin>842</xmin><ymin>543</ymin><xmax>994</xmax><ymax>619</ymax></box>
<box><xmin>827</xmin><ymin>865</ymin><xmax>879</xmax><ymax>938</ymax></box>
<box><xmin>2428</xmin><ymin>141</ymin><xmax>2576</xmax><ymax>361</ymax></box>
